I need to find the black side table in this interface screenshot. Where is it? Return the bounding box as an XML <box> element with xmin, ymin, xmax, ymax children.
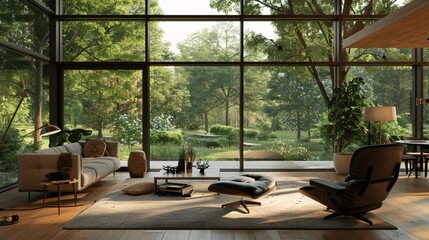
<box><xmin>40</xmin><ymin>179</ymin><xmax>78</xmax><ymax>215</ymax></box>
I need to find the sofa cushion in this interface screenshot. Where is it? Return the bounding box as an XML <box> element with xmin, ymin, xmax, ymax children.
<box><xmin>105</xmin><ymin>141</ymin><xmax>119</xmax><ymax>157</ymax></box>
<box><xmin>122</xmin><ymin>182</ymin><xmax>155</xmax><ymax>195</ymax></box>
<box><xmin>83</xmin><ymin>139</ymin><xmax>106</xmax><ymax>158</ymax></box>
<box><xmin>35</xmin><ymin>145</ymin><xmax>67</xmax><ymax>154</ymax></box>
<box><xmin>82</xmin><ymin>156</ymin><xmax>120</xmax><ymax>179</ymax></box>
<box><xmin>64</xmin><ymin>142</ymin><xmax>82</xmax><ymax>154</ymax></box>
<box><xmin>81</xmin><ymin>167</ymin><xmax>97</xmax><ymax>188</ymax></box>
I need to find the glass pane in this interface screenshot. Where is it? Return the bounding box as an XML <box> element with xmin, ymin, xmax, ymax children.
<box><xmin>244</xmin><ymin>66</ymin><xmax>332</xmax><ymax>162</ymax></box>
<box><xmin>63</xmin><ymin>70</ymin><xmax>143</xmax><ymax>160</ymax></box>
<box><xmin>156</xmin><ymin>22</ymin><xmax>240</xmax><ymax>62</ymax></box>
<box><xmin>245</xmin><ymin>21</ymin><xmax>333</xmax><ymax>62</ymax></box>
<box><xmin>62</xmin><ymin>0</ymin><xmax>145</xmax><ymax>15</ymax></box>
<box><xmin>424</xmin><ymin>49</ymin><xmax>429</xmax><ymax>61</ymax></box>
<box><xmin>150</xmin><ymin>66</ymin><xmax>239</xmax><ymax>168</ymax></box>
<box><xmin>0</xmin><ymin>47</ymin><xmax>49</xmax><ymax>189</ymax></box>
<box><xmin>346</xmin><ymin>66</ymin><xmax>413</xmax><ymax>142</ymax></box>
<box><xmin>158</xmin><ymin>0</ymin><xmax>236</xmax><ymax>15</ymax></box>
<box><xmin>424</xmin><ymin>67</ymin><xmax>429</xmax><ymax>139</ymax></box>
<box><xmin>0</xmin><ymin>1</ymin><xmax>49</xmax><ymax>56</ymax></box>
<box><xmin>341</xmin><ymin>0</ymin><xmax>407</xmax><ymax>15</ymax></box>
<box><xmin>243</xmin><ymin>0</ymin><xmax>334</xmax><ymax>15</ymax></box>
<box><xmin>63</xmin><ymin>21</ymin><xmax>145</xmax><ymax>62</ymax></box>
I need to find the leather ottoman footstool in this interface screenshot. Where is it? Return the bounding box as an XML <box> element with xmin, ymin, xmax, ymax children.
<box><xmin>208</xmin><ymin>173</ymin><xmax>277</xmax><ymax>213</ymax></box>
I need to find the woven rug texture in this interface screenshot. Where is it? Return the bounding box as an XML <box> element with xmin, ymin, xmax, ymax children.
<box><xmin>64</xmin><ymin>177</ymin><xmax>396</xmax><ymax>230</ymax></box>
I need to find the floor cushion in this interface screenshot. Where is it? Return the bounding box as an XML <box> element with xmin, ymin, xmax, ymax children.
<box><xmin>122</xmin><ymin>182</ymin><xmax>155</xmax><ymax>196</ymax></box>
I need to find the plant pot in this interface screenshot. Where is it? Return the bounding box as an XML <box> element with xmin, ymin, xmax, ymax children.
<box><xmin>333</xmin><ymin>152</ymin><xmax>353</xmax><ymax>175</ymax></box>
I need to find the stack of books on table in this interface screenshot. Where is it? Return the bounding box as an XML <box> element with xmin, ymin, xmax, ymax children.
<box><xmin>157</xmin><ymin>182</ymin><xmax>194</xmax><ymax>196</ymax></box>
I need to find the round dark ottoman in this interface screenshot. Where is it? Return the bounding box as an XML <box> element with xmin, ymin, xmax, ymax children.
<box><xmin>208</xmin><ymin>173</ymin><xmax>277</xmax><ymax>213</ymax></box>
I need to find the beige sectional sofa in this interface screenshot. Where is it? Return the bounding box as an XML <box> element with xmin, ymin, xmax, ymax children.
<box><xmin>18</xmin><ymin>140</ymin><xmax>121</xmax><ymax>193</ymax></box>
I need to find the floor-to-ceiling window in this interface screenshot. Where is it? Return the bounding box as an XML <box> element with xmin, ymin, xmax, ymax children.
<box><xmin>56</xmin><ymin>0</ymin><xmax>418</xmax><ymax>170</ymax></box>
<box><xmin>0</xmin><ymin>0</ymin><xmax>51</xmax><ymax>189</ymax></box>
<box><xmin>2</xmin><ymin>0</ymin><xmax>422</xmax><ymax>190</ymax></box>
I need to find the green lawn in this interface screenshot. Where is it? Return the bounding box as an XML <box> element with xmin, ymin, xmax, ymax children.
<box><xmin>12</xmin><ymin>125</ymin><xmax>333</xmax><ymax>161</ymax></box>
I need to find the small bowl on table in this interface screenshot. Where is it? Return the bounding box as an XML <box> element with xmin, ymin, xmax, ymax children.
<box><xmin>45</xmin><ymin>172</ymin><xmax>64</xmax><ymax>181</ymax></box>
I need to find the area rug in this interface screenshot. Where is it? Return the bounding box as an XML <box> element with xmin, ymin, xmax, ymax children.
<box><xmin>64</xmin><ymin>178</ymin><xmax>397</xmax><ymax>230</ymax></box>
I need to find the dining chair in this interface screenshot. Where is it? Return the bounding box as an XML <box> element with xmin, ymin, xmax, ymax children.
<box><xmin>402</xmin><ymin>138</ymin><xmax>429</xmax><ymax>177</ymax></box>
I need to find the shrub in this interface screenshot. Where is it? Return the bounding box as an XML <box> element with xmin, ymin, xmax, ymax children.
<box><xmin>0</xmin><ymin>126</ymin><xmax>23</xmax><ymax>172</ymax></box>
<box><xmin>183</xmin><ymin>135</ymin><xmax>223</xmax><ymax>148</ymax></box>
<box><xmin>112</xmin><ymin>114</ymin><xmax>142</xmax><ymax>147</ymax></box>
<box><xmin>268</xmin><ymin>141</ymin><xmax>312</xmax><ymax>160</ymax></box>
<box><xmin>256</xmin><ymin>119</ymin><xmax>273</xmax><ymax>141</ymax></box>
<box><xmin>150</xmin><ymin>114</ymin><xmax>176</xmax><ymax>132</ymax></box>
<box><xmin>151</xmin><ymin>130</ymin><xmax>184</xmax><ymax>145</ymax></box>
<box><xmin>244</xmin><ymin>129</ymin><xmax>259</xmax><ymax>139</ymax></box>
<box><xmin>210</xmin><ymin>124</ymin><xmax>235</xmax><ymax>135</ymax></box>
<box><xmin>205</xmin><ymin>140</ymin><xmax>223</xmax><ymax>148</ymax></box>
<box><xmin>210</xmin><ymin>125</ymin><xmax>239</xmax><ymax>147</ymax></box>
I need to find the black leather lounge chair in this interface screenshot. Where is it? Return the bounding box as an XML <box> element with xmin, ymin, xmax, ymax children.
<box><xmin>299</xmin><ymin>143</ymin><xmax>404</xmax><ymax>225</ymax></box>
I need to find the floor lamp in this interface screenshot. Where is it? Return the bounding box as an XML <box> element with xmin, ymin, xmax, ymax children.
<box><xmin>364</xmin><ymin>106</ymin><xmax>397</xmax><ymax>145</ymax></box>
<box><xmin>22</xmin><ymin>124</ymin><xmax>61</xmax><ymax>138</ymax></box>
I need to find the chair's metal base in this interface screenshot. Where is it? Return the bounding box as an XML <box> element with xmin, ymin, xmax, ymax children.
<box><xmin>221</xmin><ymin>197</ymin><xmax>261</xmax><ymax>213</ymax></box>
<box><xmin>324</xmin><ymin>211</ymin><xmax>373</xmax><ymax>225</ymax></box>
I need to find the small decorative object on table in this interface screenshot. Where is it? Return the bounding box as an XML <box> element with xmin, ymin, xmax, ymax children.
<box><xmin>162</xmin><ymin>165</ymin><xmax>179</xmax><ymax>173</ymax></box>
<box><xmin>45</xmin><ymin>171</ymin><xmax>64</xmax><ymax>181</ymax></box>
<box><xmin>186</xmin><ymin>144</ymin><xmax>196</xmax><ymax>172</ymax></box>
<box><xmin>194</xmin><ymin>160</ymin><xmax>210</xmax><ymax>174</ymax></box>
<box><xmin>177</xmin><ymin>146</ymin><xmax>186</xmax><ymax>172</ymax></box>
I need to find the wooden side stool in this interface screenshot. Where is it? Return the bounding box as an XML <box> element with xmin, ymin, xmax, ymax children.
<box><xmin>128</xmin><ymin>150</ymin><xmax>147</xmax><ymax>178</ymax></box>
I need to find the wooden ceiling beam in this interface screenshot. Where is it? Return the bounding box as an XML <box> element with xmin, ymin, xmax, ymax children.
<box><xmin>343</xmin><ymin>0</ymin><xmax>429</xmax><ymax>48</ymax></box>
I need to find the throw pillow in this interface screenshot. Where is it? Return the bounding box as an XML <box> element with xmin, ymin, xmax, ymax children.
<box><xmin>83</xmin><ymin>139</ymin><xmax>107</xmax><ymax>158</ymax></box>
<box><xmin>103</xmin><ymin>140</ymin><xmax>110</xmax><ymax>156</ymax></box>
<box><xmin>122</xmin><ymin>182</ymin><xmax>155</xmax><ymax>195</ymax></box>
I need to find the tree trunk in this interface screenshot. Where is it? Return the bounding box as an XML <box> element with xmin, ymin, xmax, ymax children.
<box><xmin>98</xmin><ymin>121</ymin><xmax>103</xmax><ymax>138</ymax></box>
<box><xmin>225</xmin><ymin>96</ymin><xmax>230</xmax><ymax>126</ymax></box>
<box><xmin>296</xmin><ymin>111</ymin><xmax>301</xmax><ymax>142</ymax></box>
<box><xmin>204</xmin><ymin>112</ymin><xmax>209</xmax><ymax>133</ymax></box>
<box><xmin>307</xmin><ymin>123</ymin><xmax>311</xmax><ymax>141</ymax></box>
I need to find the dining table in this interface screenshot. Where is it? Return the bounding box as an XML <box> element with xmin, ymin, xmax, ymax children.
<box><xmin>395</xmin><ymin>140</ymin><xmax>429</xmax><ymax>178</ymax></box>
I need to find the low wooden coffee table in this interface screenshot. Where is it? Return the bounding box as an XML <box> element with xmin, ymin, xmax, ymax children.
<box><xmin>154</xmin><ymin>168</ymin><xmax>220</xmax><ymax>193</ymax></box>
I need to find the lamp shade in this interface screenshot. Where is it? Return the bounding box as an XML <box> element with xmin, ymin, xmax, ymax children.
<box><xmin>22</xmin><ymin>124</ymin><xmax>61</xmax><ymax>137</ymax></box>
<box><xmin>364</xmin><ymin>106</ymin><xmax>397</xmax><ymax>122</ymax></box>
<box><xmin>40</xmin><ymin>124</ymin><xmax>61</xmax><ymax>137</ymax></box>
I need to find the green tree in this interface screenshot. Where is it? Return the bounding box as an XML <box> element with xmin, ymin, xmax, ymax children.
<box><xmin>0</xmin><ymin>1</ymin><xmax>49</xmax><ymax>143</ymax></box>
<box><xmin>265</xmin><ymin>68</ymin><xmax>325</xmax><ymax>141</ymax></box>
<box><xmin>210</xmin><ymin>0</ymin><xmax>403</xmax><ymax>108</ymax></box>
<box><xmin>62</xmin><ymin>0</ymin><xmax>189</xmax><ymax>138</ymax></box>
<box><xmin>178</xmin><ymin>23</ymin><xmax>268</xmax><ymax>131</ymax></box>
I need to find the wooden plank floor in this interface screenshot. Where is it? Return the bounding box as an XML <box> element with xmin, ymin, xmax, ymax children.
<box><xmin>0</xmin><ymin>170</ymin><xmax>428</xmax><ymax>240</ymax></box>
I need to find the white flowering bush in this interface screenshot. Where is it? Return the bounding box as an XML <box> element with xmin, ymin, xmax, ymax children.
<box><xmin>268</xmin><ymin>141</ymin><xmax>312</xmax><ymax>160</ymax></box>
<box><xmin>112</xmin><ymin>114</ymin><xmax>142</xmax><ymax>147</ymax></box>
<box><xmin>150</xmin><ymin>114</ymin><xmax>175</xmax><ymax>132</ymax></box>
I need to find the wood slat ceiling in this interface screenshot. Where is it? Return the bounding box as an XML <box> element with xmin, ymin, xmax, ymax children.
<box><xmin>343</xmin><ymin>0</ymin><xmax>429</xmax><ymax>48</ymax></box>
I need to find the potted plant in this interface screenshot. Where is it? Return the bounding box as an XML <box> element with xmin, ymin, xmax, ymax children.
<box><xmin>320</xmin><ymin>77</ymin><xmax>367</xmax><ymax>174</ymax></box>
